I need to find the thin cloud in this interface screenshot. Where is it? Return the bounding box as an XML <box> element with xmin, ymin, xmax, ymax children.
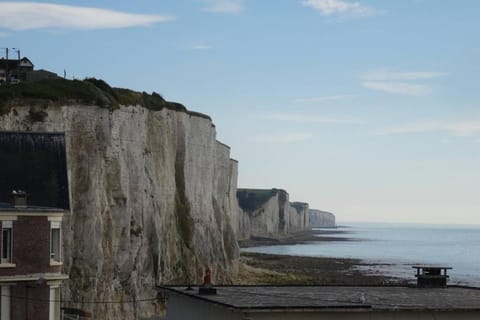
<box><xmin>363</xmin><ymin>70</ymin><xmax>447</xmax><ymax>81</ymax></box>
<box><xmin>362</xmin><ymin>69</ymin><xmax>446</xmax><ymax>96</ymax></box>
<box><xmin>382</xmin><ymin>119</ymin><xmax>480</xmax><ymax>137</ymax></box>
<box><xmin>255</xmin><ymin>133</ymin><xmax>313</xmax><ymax>144</ymax></box>
<box><xmin>292</xmin><ymin>95</ymin><xmax>352</xmax><ymax>103</ymax></box>
<box><xmin>202</xmin><ymin>0</ymin><xmax>244</xmax><ymax>14</ymax></box>
<box><xmin>190</xmin><ymin>44</ymin><xmax>213</xmax><ymax>50</ymax></box>
<box><xmin>0</xmin><ymin>32</ymin><xmax>10</xmax><ymax>38</ymax></box>
<box><xmin>302</xmin><ymin>0</ymin><xmax>380</xmax><ymax>17</ymax></box>
<box><xmin>256</xmin><ymin>113</ymin><xmax>361</xmax><ymax>124</ymax></box>
<box><xmin>0</xmin><ymin>2</ymin><xmax>174</xmax><ymax>31</ymax></box>
<box><xmin>362</xmin><ymin>81</ymin><xmax>431</xmax><ymax>96</ymax></box>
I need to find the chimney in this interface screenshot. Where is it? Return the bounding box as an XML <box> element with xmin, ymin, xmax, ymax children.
<box><xmin>11</xmin><ymin>190</ymin><xmax>27</xmax><ymax>208</ymax></box>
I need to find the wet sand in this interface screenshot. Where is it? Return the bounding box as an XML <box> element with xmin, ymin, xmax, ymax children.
<box><xmin>238</xmin><ymin>228</ymin><xmax>354</xmax><ymax>248</ymax></box>
<box><xmin>234</xmin><ymin>229</ymin><xmax>410</xmax><ymax>286</ymax></box>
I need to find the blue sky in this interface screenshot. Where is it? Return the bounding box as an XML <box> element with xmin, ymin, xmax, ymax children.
<box><xmin>1</xmin><ymin>0</ymin><xmax>479</xmax><ymax>224</ymax></box>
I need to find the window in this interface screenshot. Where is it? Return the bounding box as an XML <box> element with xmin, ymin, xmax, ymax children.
<box><xmin>1</xmin><ymin>221</ymin><xmax>13</xmax><ymax>263</ymax></box>
<box><xmin>50</xmin><ymin>222</ymin><xmax>61</xmax><ymax>263</ymax></box>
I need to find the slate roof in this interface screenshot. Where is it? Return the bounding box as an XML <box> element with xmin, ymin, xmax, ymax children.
<box><xmin>0</xmin><ymin>131</ymin><xmax>70</xmax><ymax>209</ymax></box>
<box><xmin>160</xmin><ymin>285</ymin><xmax>480</xmax><ymax>311</ymax></box>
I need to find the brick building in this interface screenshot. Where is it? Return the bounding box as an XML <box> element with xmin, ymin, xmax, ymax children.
<box><xmin>0</xmin><ymin>191</ymin><xmax>68</xmax><ymax>320</ymax></box>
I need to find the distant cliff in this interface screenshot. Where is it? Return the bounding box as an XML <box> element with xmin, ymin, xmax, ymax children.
<box><xmin>236</xmin><ymin>188</ymin><xmax>310</xmax><ymax>239</ymax></box>
<box><xmin>0</xmin><ymin>80</ymin><xmax>240</xmax><ymax>320</ymax></box>
<box><xmin>309</xmin><ymin>209</ymin><xmax>336</xmax><ymax>228</ymax></box>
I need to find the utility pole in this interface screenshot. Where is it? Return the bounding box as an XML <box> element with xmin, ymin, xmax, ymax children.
<box><xmin>1</xmin><ymin>48</ymin><xmax>21</xmax><ymax>84</ymax></box>
<box><xmin>5</xmin><ymin>48</ymin><xmax>8</xmax><ymax>84</ymax></box>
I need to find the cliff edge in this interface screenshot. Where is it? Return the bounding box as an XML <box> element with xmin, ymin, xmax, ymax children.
<box><xmin>0</xmin><ymin>79</ymin><xmax>239</xmax><ymax>319</ymax></box>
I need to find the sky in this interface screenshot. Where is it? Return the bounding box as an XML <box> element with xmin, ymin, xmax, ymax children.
<box><xmin>1</xmin><ymin>0</ymin><xmax>479</xmax><ymax>224</ymax></box>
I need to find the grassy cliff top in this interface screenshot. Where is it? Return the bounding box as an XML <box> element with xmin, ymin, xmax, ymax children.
<box><xmin>0</xmin><ymin>78</ymin><xmax>211</xmax><ymax>120</ymax></box>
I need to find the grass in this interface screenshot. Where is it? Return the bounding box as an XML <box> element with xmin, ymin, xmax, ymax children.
<box><xmin>0</xmin><ymin>77</ymin><xmax>211</xmax><ymax>119</ymax></box>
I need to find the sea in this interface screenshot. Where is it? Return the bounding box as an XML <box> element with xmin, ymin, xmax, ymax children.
<box><xmin>243</xmin><ymin>222</ymin><xmax>480</xmax><ymax>286</ymax></box>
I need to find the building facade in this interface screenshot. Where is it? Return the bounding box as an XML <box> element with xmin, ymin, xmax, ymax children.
<box><xmin>0</xmin><ymin>57</ymin><xmax>34</xmax><ymax>83</ymax></box>
<box><xmin>0</xmin><ymin>191</ymin><xmax>68</xmax><ymax>320</ymax></box>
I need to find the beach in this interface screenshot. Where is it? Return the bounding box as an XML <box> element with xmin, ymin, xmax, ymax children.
<box><xmin>234</xmin><ymin>228</ymin><xmax>410</xmax><ymax>286</ymax></box>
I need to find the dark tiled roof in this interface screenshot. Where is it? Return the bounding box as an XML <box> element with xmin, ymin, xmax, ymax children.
<box><xmin>160</xmin><ymin>285</ymin><xmax>480</xmax><ymax>311</ymax></box>
<box><xmin>0</xmin><ymin>131</ymin><xmax>69</xmax><ymax>209</ymax></box>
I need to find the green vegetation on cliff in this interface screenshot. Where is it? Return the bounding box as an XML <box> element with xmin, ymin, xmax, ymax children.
<box><xmin>0</xmin><ymin>78</ymin><xmax>211</xmax><ymax>120</ymax></box>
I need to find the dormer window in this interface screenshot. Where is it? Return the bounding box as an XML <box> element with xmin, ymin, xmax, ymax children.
<box><xmin>1</xmin><ymin>221</ymin><xmax>13</xmax><ymax>264</ymax></box>
<box><xmin>50</xmin><ymin>222</ymin><xmax>61</xmax><ymax>263</ymax></box>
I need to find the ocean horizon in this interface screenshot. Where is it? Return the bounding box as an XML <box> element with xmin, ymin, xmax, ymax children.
<box><xmin>243</xmin><ymin>222</ymin><xmax>480</xmax><ymax>286</ymax></box>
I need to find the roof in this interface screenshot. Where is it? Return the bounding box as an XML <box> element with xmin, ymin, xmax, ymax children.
<box><xmin>159</xmin><ymin>285</ymin><xmax>480</xmax><ymax>312</ymax></box>
<box><xmin>0</xmin><ymin>57</ymin><xmax>34</xmax><ymax>71</ymax></box>
<box><xmin>0</xmin><ymin>131</ymin><xmax>70</xmax><ymax>209</ymax></box>
<box><xmin>0</xmin><ymin>202</ymin><xmax>65</xmax><ymax>213</ymax></box>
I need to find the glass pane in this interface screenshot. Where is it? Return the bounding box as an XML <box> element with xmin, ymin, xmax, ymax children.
<box><xmin>2</xmin><ymin>228</ymin><xmax>12</xmax><ymax>262</ymax></box>
<box><xmin>51</xmin><ymin>228</ymin><xmax>60</xmax><ymax>261</ymax></box>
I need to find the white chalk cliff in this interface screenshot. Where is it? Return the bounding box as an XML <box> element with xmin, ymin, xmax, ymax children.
<box><xmin>236</xmin><ymin>189</ymin><xmax>310</xmax><ymax>239</ymax></box>
<box><xmin>309</xmin><ymin>209</ymin><xmax>336</xmax><ymax>228</ymax></box>
<box><xmin>0</xmin><ymin>104</ymin><xmax>239</xmax><ymax>319</ymax></box>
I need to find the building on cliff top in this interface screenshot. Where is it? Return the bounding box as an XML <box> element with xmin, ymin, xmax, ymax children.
<box><xmin>0</xmin><ymin>191</ymin><xmax>68</xmax><ymax>320</ymax></box>
<box><xmin>0</xmin><ymin>54</ymin><xmax>57</xmax><ymax>84</ymax></box>
<box><xmin>159</xmin><ymin>284</ymin><xmax>480</xmax><ymax>320</ymax></box>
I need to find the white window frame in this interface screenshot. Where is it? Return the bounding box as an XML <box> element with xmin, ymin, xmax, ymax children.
<box><xmin>50</xmin><ymin>222</ymin><xmax>62</xmax><ymax>264</ymax></box>
<box><xmin>1</xmin><ymin>221</ymin><xmax>13</xmax><ymax>264</ymax></box>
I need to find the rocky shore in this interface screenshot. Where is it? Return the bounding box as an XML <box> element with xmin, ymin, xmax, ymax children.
<box><xmin>235</xmin><ymin>229</ymin><xmax>410</xmax><ymax>286</ymax></box>
<box><xmin>238</xmin><ymin>228</ymin><xmax>353</xmax><ymax>248</ymax></box>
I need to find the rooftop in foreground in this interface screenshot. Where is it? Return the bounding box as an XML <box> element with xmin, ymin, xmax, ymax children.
<box><xmin>160</xmin><ymin>285</ymin><xmax>480</xmax><ymax>311</ymax></box>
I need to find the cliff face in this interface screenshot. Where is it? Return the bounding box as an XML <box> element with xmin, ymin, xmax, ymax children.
<box><xmin>0</xmin><ymin>104</ymin><xmax>239</xmax><ymax>319</ymax></box>
<box><xmin>236</xmin><ymin>189</ymin><xmax>310</xmax><ymax>239</ymax></box>
<box><xmin>289</xmin><ymin>202</ymin><xmax>310</xmax><ymax>232</ymax></box>
<box><xmin>309</xmin><ymin>209</ymin><xmax>336</xmax><ymax>228</ymax></box>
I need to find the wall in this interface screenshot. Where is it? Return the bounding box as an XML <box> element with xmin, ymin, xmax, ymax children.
<box><xmin>0</xmin><ymin>104</ymin><xmax>240</xmax><ymax>319</ymax></box>
<box><xmin>11</xmin><ymin>284</ymin><xmax>50</xmax><ymax>320</ymax></box>
<box><xmin>0</xmin><ymin>216</ymin><xmax>62</xmax><ymax>276</ymax></box>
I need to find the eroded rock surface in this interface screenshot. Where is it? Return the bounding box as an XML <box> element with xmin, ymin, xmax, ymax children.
<box><xmin>309</xmin><ymin>209</ymin><xmax>336</xmax><ymax>228</ymax></box>
<box><xmin>236</xmin><ymin>189</ymin><xmax>310</xmax><ymax>239</ymax></box>
<box><xmin>0</xmin><ymin>104</ymin><xmax>239</xmax><ymax>319</ymax></box>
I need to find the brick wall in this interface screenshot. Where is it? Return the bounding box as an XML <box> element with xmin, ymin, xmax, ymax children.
<box><xmin>0</xmin><ymin>216</ymin><xmax>62</xmax><ymax>276</ymax></box>
<box><xmin>11</xmin><ymin>283</ymin><xmax>50</xmax><ymax>320</ymax></box>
